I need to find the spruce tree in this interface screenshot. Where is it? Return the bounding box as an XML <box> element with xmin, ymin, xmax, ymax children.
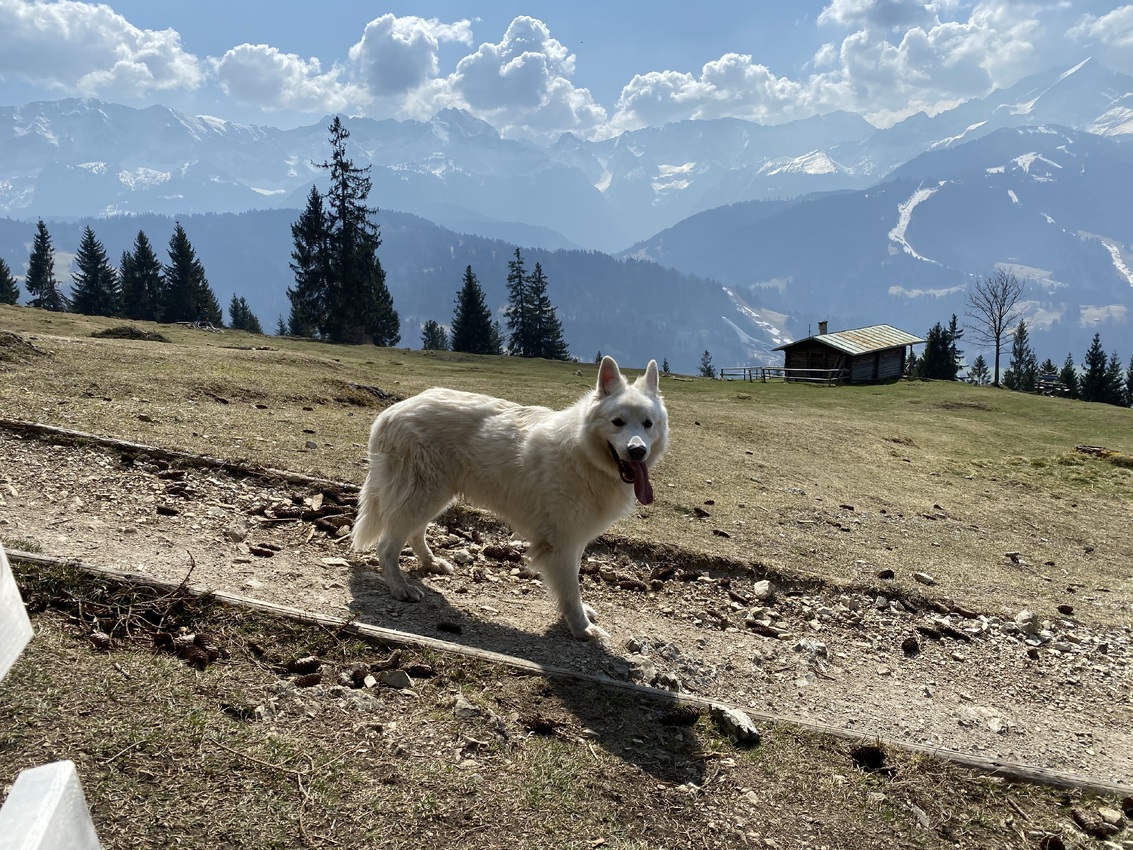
<box><xmin>450</xmin><ymin>265</ymin><xmax>498</xmax><ymax>355</ymax></box>
<box><xmin>1006</xmin><ymin>319</ymin><xmax>1037</xmax><ymax>391</ymax></box>
<box><xmin>420</xmin><ymin>320</ymin><xmax>449</xmax><ymax>350</ymax></box>
<box><xmin>228</xmin><ymin>295</ymin><xmax>264</xmax><ymax>333</ymax></box>
<box><xmin>25</xmin><ymin>219</ymin><xmax>68</xmax><ymax>312</ymax></box>
<box><xmin>946</xmin><ymin>313</ymin><xmax>963</xmax><ymax>378</ymax></box>
<box><xmin>70</xmin><ymin>226</ymin><xmax>121</xmax><ymax>317</ymax></box>
<box><xmin>1104</xmin><ymin>351</ymin><xmax>1125</xmax><ymax>406</ymax></box>
<box><xmin>699</xmin><ymin>350</ymin><xmax>715</xmax><ymax>378</ymax></box>
<box><xmin>163</xmin><ymin>223</ymin><xmax>222</xmax><ymax>326</ymax></box>
<box><xmin>969</xmin><ymin>354</ymin><xmax>990</xmax><ymax>385</ymax></box>
<box><xmin>120</xmin><ymin>231</ymin><xmax>165</xmax><ymax>321</ymax></box>
<box><xmin>1125</xmin><ymin>354</ymin><xmax>1133</xmax><ymax>407</ymax></box>
<box><xmin>917</xmin><ymin>322</ymin><xmax>954</xmax><ymax>380</ymax></box>
<box><xmin>504</xmin><ymin>248</ymin><xmax>534</xmax><ymax>356</ymax></box>
<box><xmin>318</xmin><ymin>116</ymin><xmax>399</xmax><ymax>346</ymax></box>
<box><xmin>1059</xmin><ymin>352</ymin><xmax>1079</xmax><ymax>399</ymax></box>
<box><xmin>527</xmin><ymin>262</ymin><xmax>569</xmax><ymax>360</ymax></box>
<box><xmin>1080</xmin><ymin>333</ymin><xmax>1108</xmax><ymax>402</ymax></box>
<box><xmin>287</xmin><ymin>185</ymin><xmax>329</xmax><ymax>338</ymax></box>
<box><xmin>0</xmin><ymin>257</ymin><xmax>18</xmax><ymax>305</ymax></box>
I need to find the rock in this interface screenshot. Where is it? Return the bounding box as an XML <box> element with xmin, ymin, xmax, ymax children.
<box><xmin>1096</xmin><ymin>807</ymin><xmax>1125</xmax><ymax>829</ymax></box>
<box><xmin>454</xmin><ymin>694</ymin><xmax>482</xmax><ymax>719</ymax></box>
<box><xmin>752</xmin><ymin>580</ymin><xmax>775</xmax><ymax>602</ymax></box>
<box><xmin>874</xmin><ymin>595</ymin><xmax>889</xmax><ymax>610</ymax></box>
<box><xmin>1057</xmin><ymin>603</ymin><xmax>1074</xmax><ymax>616</ymax></box>
<box><xmin>451</xmin><ymin>548</ymin><xmax>474</xmax><ymax>566</ymax></box>
<box><xmin>901</xmin><ymin>636</ymin><xmax>920</xmax><ymax>656</ymax></box>
<box><xmin>709</xmin><ymin>704</ymin><xmax>760</xmax><ymax>746</ymax></box>
<box><xmin>1071</xmin><ymin>808</ymin><xmax>1119</xmax><ymax>838</ymax></box>
<box><xmin>226</xmin><ymin>519</ymin><xmax>248</xmax><ymax>543</ymax></box>
<box><xmin>793</xmin><ymin>638</ymin><xmax>827</xmax><ymax>658</ymax></box>
<box><xmin>1015</xmin><ymin>610</ymin><xmax>1039</xmax><ymax>633</ymax></box>
<box><xmin>912</xmin><ymin>572</ymin><xmax>936</xmax><ymax>586</ymax></box>
<box><xmin>304</xmin><ymin>440</ymin><xmax>317</xmax><ymax>450</ymax></box>
<box><xmin>380</xmin><ymin>669</ymin><xmax>413</xmax><ymax>690</ymax></box>
<box><xmin>877</xmin><ymin>569</ymin><xmax>895</xmax><ymax>580</ymax></box>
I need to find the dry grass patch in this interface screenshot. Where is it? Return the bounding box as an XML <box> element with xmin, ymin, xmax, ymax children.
<box><xmin>3</xmin><ymin>561</ymin><xmax>1122</xmax><ymax>850</ymax></box>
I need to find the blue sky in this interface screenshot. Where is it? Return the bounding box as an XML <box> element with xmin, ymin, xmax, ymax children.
<box><xmin>2</xmin><ymin>1</ymin><xmax>1132</xmax><ymax>140</ymax></box>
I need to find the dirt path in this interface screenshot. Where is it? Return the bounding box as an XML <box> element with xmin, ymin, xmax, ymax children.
<box><xmin>2</xmin><ymin>430</ymin><xmax>1130</xmax><ymax>788</ymax></box>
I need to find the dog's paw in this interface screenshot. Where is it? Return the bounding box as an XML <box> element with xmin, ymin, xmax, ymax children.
<box><xmin>421</xmin><ymin>557</ymin><xmax>455</xmax><ymax>576</ymax></box>
<box><xmin>582</xmin><ymin>603</ymin><xmax>599</xmax><ymax>623</ymax></box>
<box><xmin>388</xmin><ymin>581</ymin><xmax>425</xmax><ymax>603</ymax></box>
<box><xmin>580</xmin><ymin>623</ymin><xmax>611</xmax><ymax>644</ymax></box>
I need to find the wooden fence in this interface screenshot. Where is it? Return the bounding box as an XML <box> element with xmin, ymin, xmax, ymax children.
<box><xmin>0</xmin><ymin>545</ymin><xmax>102</xmax><ymax>849</ymax></box>
<box><xmin>719</xmin><ymin>366</ymin><xmax>849</xmax><ymax>384</ymax></box>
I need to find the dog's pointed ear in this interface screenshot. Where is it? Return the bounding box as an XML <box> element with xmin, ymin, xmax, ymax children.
<box><xmin>638</xmin><ymin>359</ymin><xmax>660</xmax><ymax>394</ymax></box>
<box><xmin>597</xmin><ymin>356</ymin><xmax>625</xmax><ymax>397</ymax></box>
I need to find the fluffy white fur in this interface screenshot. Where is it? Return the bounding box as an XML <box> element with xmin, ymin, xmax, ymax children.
<box><xmin>351</xmin><ymin>356</ymin><xmax>668</xmax><ymax>640</ymax></box>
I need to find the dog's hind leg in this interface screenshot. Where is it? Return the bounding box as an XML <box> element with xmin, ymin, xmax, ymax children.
<box><xmin>408</xmin><ymin>527</ymin><xmax>455</xmax><ymax>576</ymax></box>
<box><xmin>531</xmin><ymin>541</ymin><xmax>609</xmax><ymax>642</ymax></box>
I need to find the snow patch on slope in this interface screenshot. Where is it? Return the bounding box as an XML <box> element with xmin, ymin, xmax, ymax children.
<box><xmin>888</xmin><ymin>185</ymin><xmax>942</xmax><ymax>265</ymax></box>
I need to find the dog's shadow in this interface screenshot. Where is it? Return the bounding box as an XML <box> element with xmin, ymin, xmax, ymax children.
<box><xmin>347</xmin><ymin>564</ymin><xmax>708</xmax><ymax>787</ymax></box>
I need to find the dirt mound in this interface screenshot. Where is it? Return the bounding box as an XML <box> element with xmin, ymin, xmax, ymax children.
<box><xmin>0</xmin><ymin>331</ymin><xmax>49</xmax><ymax>365</ymax></box>
<box><xmin>90</xmin><ymin>325</ymin><xmax>172</xmax><ymax>343</ymax></box>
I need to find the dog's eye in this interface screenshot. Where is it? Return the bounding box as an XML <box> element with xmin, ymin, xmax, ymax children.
<box><xmin>611</xmin><ymin>418</ymin><xmax>625</xmax><ymax>427</ymax></box>
<box><xmin>643</xmin><ymin>419</ymin><xmax>653</xmax><ymax>429</ymax></box>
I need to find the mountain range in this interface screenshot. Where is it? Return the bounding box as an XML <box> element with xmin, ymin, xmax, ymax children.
<box><xmin>0</xmin><ymin>58</ymin><xmax>1131</xmax><ymax>374</ymax></box>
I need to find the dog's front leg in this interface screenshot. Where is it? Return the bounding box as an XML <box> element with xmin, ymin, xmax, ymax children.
<box><xmin>531</xmin><ymin>541</ymin><xmax>609</xmax><ymax>641</ymax></box>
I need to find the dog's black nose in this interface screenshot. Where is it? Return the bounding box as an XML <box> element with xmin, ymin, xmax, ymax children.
<box><xmin>627</xmin><ymin>444</ymin><xmax>647</xmax><ymax>461</ymax></box>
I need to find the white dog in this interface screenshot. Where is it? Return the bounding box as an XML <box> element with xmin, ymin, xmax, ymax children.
<box><xmin>351</xmin><ymin>356</ymin><xmax>668</xmax><ymax>640</ymax></box>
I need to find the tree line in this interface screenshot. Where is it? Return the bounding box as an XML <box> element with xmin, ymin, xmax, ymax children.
<box><xmin>0</xmin><ymin>218</ymin><xmax>262</xmax><ymax>332</ymax></box>
<box><xmin>913</xmin><ymin>271</ymin><xmax>1133</xmax><ymax>407</ymax></box>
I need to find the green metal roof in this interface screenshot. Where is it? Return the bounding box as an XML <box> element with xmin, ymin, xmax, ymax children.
<box><xmin>773</xmin><ymin>324</ymin><xmax>925</xmax><ymax>356</ymax></box>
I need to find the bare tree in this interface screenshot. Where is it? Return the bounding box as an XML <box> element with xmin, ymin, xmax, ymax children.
<box><xmin>964</xmin><ymin>270</ymin><xmax>1027</xmax><ymax>387</ymax></box>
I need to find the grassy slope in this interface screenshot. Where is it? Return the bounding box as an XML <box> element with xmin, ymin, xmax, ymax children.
<box><xmin>2</xmin><ymin>304</ymin><xmax>1131</xmax><ymax>628</ymax></box>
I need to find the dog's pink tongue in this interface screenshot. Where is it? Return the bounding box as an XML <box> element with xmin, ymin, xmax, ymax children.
<box><xmin>631</xmin><ymin>462</ymin><xmax>654</xmax><ymax>505</ymax></box>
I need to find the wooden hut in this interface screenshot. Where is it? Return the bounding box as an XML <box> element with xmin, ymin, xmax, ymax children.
<box><xmin>773</xmin><ymin>322</ymin><xmax>924</xmax><ymax>384</ymax></box>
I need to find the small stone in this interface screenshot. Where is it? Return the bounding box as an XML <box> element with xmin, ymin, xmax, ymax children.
<box><xmin>380</xmin><ymin>669</ymin><xmax>412</xmax><ymax>690</ymax></box>
<box><xmin>226</xmin><ymin>520</ymin><xmax>248</xmax><ymax>543</ymax></box>
<box><xmin>752</xmin><ymin>580</ymin><xmax>775</xmax><ymax>602</ymax></box>
<box><xmin>1057</xmin><ymin>603</ymin><xmax>1074</xmax><ymax>616</ymax></box>
<box><xmin>1097</xmin><ymin>807</ymin><xmax>1125</xmax><ymax>829</ymax></box>
<box><xmin>877</xmin><ymin>568</ymin><xmax>895</xmax><ymax>580</ymax></box>
<box><xmin>304</xmin><ymin>440</ymin><xmax>318</xmax><ymax>450</ymax></box>
<box><xmin>451</xmin><ymin>548</ymin><xmax>474</xmax><ymax>566</ymax></box>
<box><xmin>912</xmin><ymin>572</ymin><xmax>936</xmax><ymax>586</ymax></box>
<box><xmin>709</xmin><ymin>704</ymin><xmax>760</xmax><ymax>746</ymax></box>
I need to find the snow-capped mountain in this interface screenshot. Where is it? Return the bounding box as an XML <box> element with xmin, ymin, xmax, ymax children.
<box><xmin>625</xmin><ymin>123</ymin><xmax>1133</xmax><ymax>365</ymax></box>
<box><xmin>1</xmin><ymin>58</ymin><xmax>1132</xmax><ymax>369</ymax></box>
<box><xmin>3</xmin><ymin>58</ymin><xmax>1130</xmax><ymax>255</ymax></box>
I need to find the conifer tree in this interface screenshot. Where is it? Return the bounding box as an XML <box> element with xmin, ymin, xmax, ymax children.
<box><xmin>318</xmin><ymin>116</ymin><xmax>399</xmax><ymax>346</ymax></box>
<box><xmin>228</xmin><ymin>295</ymin><xmax>263</xmax><ymax>333</ymax></box>
<box><xmin>1080</xmin><ymin>333</ymin><xmax>1108</xmax><ymax>403</ymax></box>
<box><xmin>1059</xmin><ymin>352</ymin><xmax>1079</xmax><ymax>399</ymax></box>
<box><xmin>969</xmin><ymin>354</ymin><xmax>990</xmax><ymax>385</ymax></box>
<box><xmin>1125</xmin><ymin>354</ymin><xmax>1133</xmax><ymax>408</ymax></box>
<box><xmin>699</xmin><ymin>350</ymin><xmax>715</xmax><ymax>378</ymax></box>
<box><xmin>163</xmin><ymin>223</ymin><xmax>222</xmax><ymax>326</ymax></box>
<box><xmin>504</xmin><ymin>248</ymin><xmax>534</xmax><ymax>356</ymax></box>
<box><xmin>450</xmin><ymin>265</ymin><xmax>499</xmax><ymax>355</ymax></box>
<box><xmin>527</xmin><ymin>262</ymin><xmax>569</xmax><ymax>360</ymax></box>
<box><xmin>946</xmin><ymin>313</ymin><xmax>964</xmax><ymax>376</ymax></box>
<box><xmin>1104</xmin><ymin>351</ymin><xmax>1125</xmax><ymax>406</ymax></box>
<box><xmin>917</xmin><ymin>322</ymin><xmax>955</xmax><ymax>379</ymax></box>
<box><xmin>661</xmin><ymin>358</ymin><xmax>670</xmax><ymax>375</ymax></box>
<box><xmin>0</xmin><ymin>257</ymin><xmax>18</xmax><ymax>305</ymax></box>
<box><xmin>25</xmin><ymin>219</ymin><xmax>68</xmax><ymax>312</ymax></box>
<box><xmin>287</xmin><ymin>185</ymin><xmax>329</xmax><ymax>338</ymax></box>
<box><xmin>420</xmin><ymin>320</ymin><xmax>448</xmax><ymax>350</ymax></box>
<box><xmin>120</xmin><ymin>231</ymin><xmax>165</xmax><ymax>321</ymax></box>
<box><xmin>70</xmin><ymin>226</ymin><xmax>121</xmax><ymax>317</ymax></box>
<box><xmin>1006</xmin><ymin>319</ymin><xmax>1037</xmax><ymax>391</ymax></box>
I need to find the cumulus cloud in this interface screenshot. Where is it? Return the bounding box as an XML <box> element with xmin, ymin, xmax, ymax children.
<box><xmin>1069</xmin><ymin>4</ymin><xmax>1133</xmax><ymax>49</ymax></box>
<box><xmin>420</xmin><ymin>16</ymin><xmax>606</xmax><ymax>139</ymax></box>
<box><xmin>348</xmin><ymin>14</ymin><xmax>472</xmax><ymax>98</ymax></box>
<box><xmin>212</xmin><ymin>44</ymin><xmax>363</xmax><ymax>113</ymax></box>
<box><xmin>0</xmin><ymin>0</ymin><xmax>202</xmax><ymax>96</ymax></box>
<box><xmin>610</xmin><ymin>1</ymin><xmax>1123</xmax><ymax>132</ymax></box>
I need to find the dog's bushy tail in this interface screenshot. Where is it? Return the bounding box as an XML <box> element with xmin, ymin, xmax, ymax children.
<box><xmin>350</xmin><ymin>459</ymin><xmax>384</xmax><ymax>551</ymax></box>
